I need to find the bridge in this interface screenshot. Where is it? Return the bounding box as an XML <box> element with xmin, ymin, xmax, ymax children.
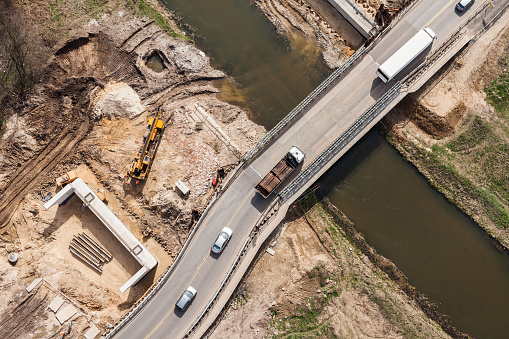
<box><xmin>107</xmin><ymin>0</ymin><xmax>509</xmax><ymax>338</ymax></box>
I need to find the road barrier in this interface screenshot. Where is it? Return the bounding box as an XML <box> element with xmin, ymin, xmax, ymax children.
<box><xmin>403</xmin><ymin>0</ymin><xmax>507</xmax><ymax>87</ymax></box>
<box><xmin>242</xmin><ymin>45</ymin><xmax>366</xmax><ymax>163</ymax></box>
<box><xmin>104</xmin><ymin>162</ymin><xmax>245</xmax><ymax>339</ymax></box>
<box><xmin>184</xmin><ymin>196</ymin><xmax>283</xmax><ymax>337</ymax></box>
<box><xmin>279</xmin><ymin>82</ymin><xmax>403</xmax><ymax>202</ymax></box>
<box><xmin>104</xmin><ymin>0</ymin><xmax>456</xmax><ymax>339</ymax></box>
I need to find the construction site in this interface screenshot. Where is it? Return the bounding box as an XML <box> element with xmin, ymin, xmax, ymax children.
<box><xmin>0</xmin><ymin>1</ymin><xmax>266</xmax><ymax>337</ymax></box>
<box><xmin>1</xmin><ymin>0</ymin><xmax>509</xmax><ymax>337</ymax></box>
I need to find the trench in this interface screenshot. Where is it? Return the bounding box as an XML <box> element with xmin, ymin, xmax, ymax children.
<box><xmin>161</xmin><ymin>0</ymin><xmax>509</xmax><ymax>337</ymax></box>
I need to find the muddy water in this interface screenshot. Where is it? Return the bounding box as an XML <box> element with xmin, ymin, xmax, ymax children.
<box><xmin>160</xmin><ymin>1</ymin><xmax>509</xmax><ymax>338</ymax></box>
<box><xmin>163</xmin><ymin>0</ymin><xmax>330</xmax><ymax>129</ymax></box>
<box><xmin>145</xmin><ymin>53</ymin><xmax>165</xmax><ymax>72</ymax></box>
<box><xmin>317</xmin><ymin>130</ymin><xmax>509</xmax><ymax>338</ymax></box>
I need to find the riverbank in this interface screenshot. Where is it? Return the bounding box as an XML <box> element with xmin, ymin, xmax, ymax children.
<box><xmin>383</xmin><ymin>7</ymin><xmax>509</xmax><ymax>249</ymax></box>
<box><xmin>0</xmin><ymin>0</ymin><xmax>265</xmax><ymax>337</ymax></box>
<box><xmin>254</xmin><ymin>0</ymin><xmax>509</xmax><ymax>250</ymax></box>
<box><xmin>212</xmin><ymin>194</ymin><xmax>453</xmax><ymax>338</ymax></box>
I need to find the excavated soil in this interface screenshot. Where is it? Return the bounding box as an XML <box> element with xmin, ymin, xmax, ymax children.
<box><xmin>254</xmin><ymin>0</ymin><xmax>409</xmax><ymax>68</ymax></box>
<box><xmin>0</xmin><ymin>3</ymin><xmax>264</xmax><ymax>337</ymax></box>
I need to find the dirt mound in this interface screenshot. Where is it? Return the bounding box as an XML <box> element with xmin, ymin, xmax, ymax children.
<box><xmin>255</xmin><ymin>0</ymin><xmax>353</xmax><ymax>69</ymax></box>
<box><xmin>390</xmin><ymin>96</ymin><xmax>466</xmax><ymax>138</ymax></box>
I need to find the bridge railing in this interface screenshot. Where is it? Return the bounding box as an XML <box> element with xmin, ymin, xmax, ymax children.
<box><xmin>339</xmin><ymin>0</ymin><xmax>378</xmax><ymax>31</ymax></box>
<box><xmin>242</xmin><ymin>45</ymin><xmax>366</xmax><ymax>163</ymax></box>
<box><xmin>184</xmin><ymin>196</ymin><xmax>283</xmax><ymax>337</ymax></box>
<box><xmin>103</xmin><ymin>161</ymin><xmax>245</xmax><ymax>339</ymax></box>
<box><xmin>279</xmin><ymin>82</ymin><xmax>403</xmax><ymax>202</ymax></box>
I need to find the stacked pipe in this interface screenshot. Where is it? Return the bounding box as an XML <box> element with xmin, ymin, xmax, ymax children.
<box><xmin>69</xmin><ymin>233</ymin><xmax>112</xmax><ymax>273</ymax></box>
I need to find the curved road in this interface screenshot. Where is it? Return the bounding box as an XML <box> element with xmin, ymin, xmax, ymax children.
<box><xmin>114</xmin><ymin>0</ymin><xmax>496</xmax><ymax>337</ymax></box>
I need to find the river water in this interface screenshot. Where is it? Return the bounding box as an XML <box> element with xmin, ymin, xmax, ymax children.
<box><xmin>161</xmin><ymin>0</ymin><xmax>509</xmax><ymax>337</ymax></box>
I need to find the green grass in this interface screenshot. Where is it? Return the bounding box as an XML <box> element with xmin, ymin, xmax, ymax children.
<box><xmin>127</xmin><ymin>0</ymin><xmax>189</xmax><ymax>40</ymax></box>
<box><xmin>446</xmin><ymin>115</ymin><xmax>493</xmax><ymax>152</ymax></box>
<box><xmin>424</xmin><ymin>149</ymin><xmax>509</xmax><ymax>228</ymax></box>
<box><xmin>271</xmin><ymin>300</ymin><xmax>337</xmax><ymax>338</ymax></box>
<box><xmin>48</xmin><ymin>0</ymin><xmax>63</xmax><ymax>27</ymax></box>
<box><xmin>486</xmin><ymin>55</ymin><xmax>509</xmax><ymax>119</ymax></box>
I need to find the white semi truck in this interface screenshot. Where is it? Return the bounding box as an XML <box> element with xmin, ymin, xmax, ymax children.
<box><xmin>376</xmin><ymin>27</ymin><xmax>436</xmax><ymax>83</ymax></box>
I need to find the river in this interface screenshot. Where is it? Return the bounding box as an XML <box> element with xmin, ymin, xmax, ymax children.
<box><xmin>161</xmin><ymin>0</ymin><xmax>509</xmax><ymax>337</ymax></box>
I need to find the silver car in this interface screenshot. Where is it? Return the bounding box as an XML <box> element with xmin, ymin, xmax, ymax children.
<box><xmin>211</xmin><ymin>227</ymin><xmax>233</xmax><ymax>254</ymax></box>
<box><xmin>175</xmin><ymin>286</ymin><xmax>197</xmax><ymax>311</ymax></box>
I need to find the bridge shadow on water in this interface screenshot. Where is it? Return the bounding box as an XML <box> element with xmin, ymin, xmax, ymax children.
<box><xmin>311</xmin><ymin>125</ymin><xmax>509</xmax><ymax>339</ymax></box>
<box><xmin>314</xmin><ymin>128</ymin><xmax>384</xmax><ymax>199</ymax></box>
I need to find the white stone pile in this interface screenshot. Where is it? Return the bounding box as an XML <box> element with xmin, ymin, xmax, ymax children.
<box><xmin>165</xmin><ymin>120</ymin><xmax>219</xmax><ymax>200</ymax></box>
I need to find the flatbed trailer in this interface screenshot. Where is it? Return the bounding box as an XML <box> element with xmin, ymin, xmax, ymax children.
<box><xmin>255</xmin><ymin>147</ymin><xmax>305</xmax><ymax>198</ymax></box>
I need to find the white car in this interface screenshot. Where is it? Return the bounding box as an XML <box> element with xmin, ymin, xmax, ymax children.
<box><xmin>175</xmin><ymin>286</ymin><xmax>197</xmax><ymax>311</ymax></box>
<box><xmin>456</xmin><ymin>0</ymin><xmax>474</xmax><ymax>12</ymax></box>
<box><xmin>211</xmin><ymin>227</ymin><xmax>233</xmax><ymax>254</ymax></box>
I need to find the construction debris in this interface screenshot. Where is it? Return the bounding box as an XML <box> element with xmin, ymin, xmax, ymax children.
<box><xmin>49</xmin><ymin>296</ymin><xmax>65</xmax><ymax>313</ymax></box>
<box><xmin>26</xmin><ymin>278</ymin><xmax>42</xmax><ymax>293</ymax></box>
<box><xmin>8</xmin><ymin>252</ymin><xmax>18</xmax><ymax>265</ymax></box>
<box><xmin>176</xmin><ymin>180</ymin><xmax>190</xmax><ymax>196</ymax></box>
<box><xmin>56</xmin><ymin>170</ymin><xmax>78</xmax><ymax>187</ymax></box>
<box><xmin>84</xmin><ymin>325</ymin><xmax>100</xmax><ymax>339</ymax></box>
<box><xmin>55</xmin><ymin>304</ymin><xmax>77</xmax><ymax>324</ymax></box>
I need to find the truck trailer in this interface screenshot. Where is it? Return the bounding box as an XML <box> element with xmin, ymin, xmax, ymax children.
<box><xmin>376</xmin><ymin>27</ymin><xmax>436</xmax><ymax>83</ymax></box>
<box><xmin>255</xmin><ymin>146</ymin><xmax>305</xmax><ymax>198</ymax></box>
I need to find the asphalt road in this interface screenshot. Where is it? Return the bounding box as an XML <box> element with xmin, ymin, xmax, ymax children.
<box><xmin>114</xmin><ymin>0</ymin><xmax>492</xmax><ymax>337</ymax></box>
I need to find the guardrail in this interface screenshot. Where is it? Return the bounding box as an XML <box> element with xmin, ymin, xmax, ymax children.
<box><xmin>403</xmin><ymin>1</ymin><xmax>499</xmax><ymax>87</ymax></box>
<box><xmin>279</xmin><ymin>82</ymin><xmax>403</xmax><ymax>202</ymax></box>
<box><xmin>184</xmin><ymin>196</ymin><xmax>283</xmax><ymax>337</ymax></box>
<box><xmin>364</xmin><ymin>0</ymin><xmax>424</xmax><ymax>51</ymax></box>
<box><xmin>341</xmin><ymin>0</ymin><xmax>378</xmax><ymax>32</ymax></box>
<box><xmin>104</xmin><ymin>161</ymin><xmax>245</xmax><ymax>339</ymax></box>
<box><xmin>242</xmin><ymin>45</ymin><xmax>366</xmax><ymax>163</ymax></box>
<box><xmin>106</xmin><ymin>1</ymin><xmax>426</xmax><ymax>335</ymax></box>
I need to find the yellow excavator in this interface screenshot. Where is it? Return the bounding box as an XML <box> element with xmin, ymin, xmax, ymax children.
<box><xmin>127</xmin><ymin>108</ymin><xmax>166</xmax><ymax>184</ymax></box>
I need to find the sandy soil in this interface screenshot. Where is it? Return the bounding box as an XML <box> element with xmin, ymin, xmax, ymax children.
<box><xmin>212</xmin><ymin>198</ymin><xmax>450</xmax><ymax>338</ymax></box>
<box><xmin>0</xmin><ymin>1</ymin><xmax>265</xmax><ymax>337</ymax></box>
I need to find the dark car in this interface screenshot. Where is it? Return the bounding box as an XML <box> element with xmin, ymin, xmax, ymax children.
<box><xmin>456</xmin><ymin>0</ymin><xmax>474</xmax><ymax>11</ymax></box>
<box><xmin>175</xmin><ymin>286</ymin><xmax>197</xmax><ymax>311</ymax></box>
<box><xmin>211</xmin><ymin>227</ymin><xmax>233</xmax><ymax>254</ymax></box>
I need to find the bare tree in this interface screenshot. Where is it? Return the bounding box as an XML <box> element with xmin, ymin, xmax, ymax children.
<box><xmin>0</xmin><ymin>2</ymin><xmax>45</xmax><ymax>102</ymax></box>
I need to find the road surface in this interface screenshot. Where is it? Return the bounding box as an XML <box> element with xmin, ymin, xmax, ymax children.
<box><xmin>113</xmin><ymin>0</ymin><xmax>494</xmax><ymax>337</ymax></box>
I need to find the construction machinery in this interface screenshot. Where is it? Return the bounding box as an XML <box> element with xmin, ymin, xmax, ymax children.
<box><xmin>255</xmin><ymin>146</ymin><xmax>305</xmax><ymax>198</ymax></box>
<box><xmin>127</xmin><ymin>108</ymin><xmax>166</xmax><ymax>183</ymax></box>
<box><xmin>56</xmin><ymin>170</ymin><xmax>77</xmax><ymax>187</ymax></box>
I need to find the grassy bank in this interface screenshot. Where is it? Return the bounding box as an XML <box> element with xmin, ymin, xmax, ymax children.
<box><xmin>268</xmin><ymin>193</ymin><xmax>453</xmax><ymax>338</ymax></box>
<box><xmin>386</xmin><ymin>45</ymin><xmax>509</xmax><ymax>249</ymax></box>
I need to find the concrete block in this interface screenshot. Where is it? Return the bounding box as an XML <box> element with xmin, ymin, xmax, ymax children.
<box><xmin>55</xmin><ymin>304</ymin><xmax>77</xmax><ymax>324</ymax></box>
<box><xmin>266</xmin><ymin>248</ymin><xmax>275</xmax><ymax>256</ymax></box>
<box><xmin>48</xmin><ymin>296</ymin><xmax>65</xmax><ymax>313</ymax></box>
<box><xmin>176</xmin><ymin>180</ymin><xmax>190</xmax><ymax>195</ymax></box>
<box><xmin>26</xmin><ymin>278</ymin><xmax>42</xmax><ymax>293</ymax></box>
<box><xmin>84</xmin><ymin>325</ymin><xmax>101</xmax><ymax>339</ymax></box>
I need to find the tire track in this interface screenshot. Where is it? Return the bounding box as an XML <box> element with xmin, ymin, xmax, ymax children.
<box><xmin>0</xmin><ymin>93</ymin><xmax>92</xmax><ymax>237</ymax></box>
